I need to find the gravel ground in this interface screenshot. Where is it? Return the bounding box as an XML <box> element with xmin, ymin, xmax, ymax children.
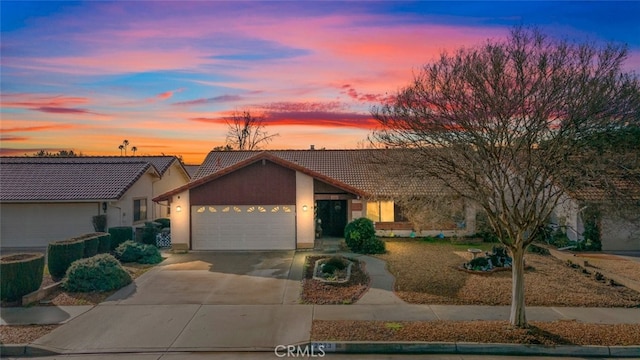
<box><xmin>312</xmin><ymin>320</ymin><xmax>640</xmax><ymax>345</ymax></box>
<box><xmin>301</xmin><ymin>256</ymin><xmax>370</xmax><ymax>304</ymax></box>
<box><xmin>576</xmin><ymin>253</ymin><xmax>640</xmax><ymax>283</ymax></box>
<box><xmin>377</xmin><ymin>240</ymin><xmax>640</xmax><ymax>307</ymax></box>
<box><xmin>0</xmin><ymin>325</ymin><xmax>58</xmax><ymax>344</ymax></box>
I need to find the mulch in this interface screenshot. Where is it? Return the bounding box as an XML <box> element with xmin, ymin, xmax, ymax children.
<box><xmin>300</xmin><ymin>256</ymin><xmax>370</xmax><ymax>304</ymax></box>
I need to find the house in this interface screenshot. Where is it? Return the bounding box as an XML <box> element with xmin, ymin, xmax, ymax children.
<box><xmin>153</xmin><ymin>150</ymin><xmax>477</xmax><ymax>251</ymax></box>
<box><xmin>0</xmin><ymin>156</ymin><xmax>190</xmax><ymax>249</ymax></box>
<box><xmin>553</xmin><ymin>179</ymin><xmax>640</xmax><ymax>251</ymax></box>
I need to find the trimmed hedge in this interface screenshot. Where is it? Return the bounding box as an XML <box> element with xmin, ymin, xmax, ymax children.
<box><xmin>155</xmin><ymin>218</ymin><xmax>170</xmax><ymax>229</ymax></box>
<box><xmin>142</xmin><ymin>222</ymin><xmax>161</xmax><ymax>245</ymax></box>
<box><xmin>344</xmin><ymin>217</ymin><xmax>386</xmax><ymax>254</ymax></box>
<box><xmin>48</xmin><ymin>238</ymin><xmax>85</xmax><ymax>280</ymax></box>
<box><xmin>63</xmin><ymin>254</ymin><xmax>132</xmax><ymax>292</ymax></box>
<box><xmin>114</xmin><ymin>240</ymin><xmax>163</xmax><ymax>264</ymax></box>
<box><xmin>1</xmin><ymin>253</ymin><xmax>45</xmax><ymax>302</ymax></box>
<box><xmin>83</xmin><ymin>236</ymin><xmax>99</xmax><ymax>258</ymax></box>
<box><xmin>97</xmin><ymin>233</ymin><xmax>111</xmax><ymax>254</ymax></box>
<box><xmin>108</xmin><ymin>226</ymin><xmax>133</xmax><ymax>250</ymax></box>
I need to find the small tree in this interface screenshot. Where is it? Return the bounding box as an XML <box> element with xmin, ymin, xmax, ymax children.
<box><xmin>371</xmin><ymin>27</ymin><xmax>640</xmax><ymax>327</ymax></box>
<box><xmin>225</xmin><ymin>110</ymin><xmax>279</xmax><ymax>150</ymax></box>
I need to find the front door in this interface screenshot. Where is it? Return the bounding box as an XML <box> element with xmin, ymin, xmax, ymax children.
<box><xmin>316</xmin><ymin>200</ymin><xmax>347</xmax><ymax>237</ymax></box>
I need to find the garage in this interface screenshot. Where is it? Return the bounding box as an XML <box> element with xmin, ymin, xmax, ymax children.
<box><xmin>191</xmin><ymin>204</ymin><xmax>296</xmax><ymax>250</ymax></box>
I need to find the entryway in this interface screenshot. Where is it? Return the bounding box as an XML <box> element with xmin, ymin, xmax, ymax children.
<box><xmin>315</xmin><ymin>200</ymin><xmax>347</xmax><ymax>237</ymax></box>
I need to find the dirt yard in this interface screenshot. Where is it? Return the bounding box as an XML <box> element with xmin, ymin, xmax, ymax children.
<box><xmin>377</xmin><ymin>239</ymin><xmax>640</xmax><ymax>307</ymax></box>
<box><xmin>312</xmin><ymin>320</ymin><xmax>640</xmax><ymax>345</ymax></box>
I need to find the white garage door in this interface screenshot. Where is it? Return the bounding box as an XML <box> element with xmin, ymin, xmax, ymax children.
<box><xmin>192</xmin><ymin>205</ymin><xmax>295</xmax><ymax>250</ymax></box>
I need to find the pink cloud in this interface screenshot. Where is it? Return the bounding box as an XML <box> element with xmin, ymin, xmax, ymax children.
<box><xmin>174</xmin><ymin>95</ymin><xmax>244</xmax><ymax>106</ymax></box>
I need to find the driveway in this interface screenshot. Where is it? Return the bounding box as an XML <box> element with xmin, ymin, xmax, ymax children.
<box><xmin>104</xmin><ymin>251</ymin><xmax>301</xmax><ymax>305</ymax></box>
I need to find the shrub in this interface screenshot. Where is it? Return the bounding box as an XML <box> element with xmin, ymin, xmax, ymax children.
<box><xmin>47</xmin><ymin>238</ymin><xmax>85</xmax><ymax>280</ymax></box>
<box><xmin>114</xmin><ymin>240</ymin><xmax>163</xmax><ymax>264</ymax></box>
<box><xmin>1</xmin><ymin>253</ymin><xmax>45</xmax><ymax>302</ymax></box>
<box><xmin>321</xmin><ymin>256</ymin><xmax>347</xmax><ymax>274</ymax></box>
<box><xmin>468</xmin><ymin>256</ymin><xmax>490</xmax><ymax>269</ymax></box>
<box><xmin>142</xmin><ymin>222</ymin><xmax>161</xmax><ymax>245</ymax></box>
<box><xmin>108</xmin><ymin>226</ymin><xmax>133</xmax><ymax>250</ymax></box>
<box><xmin>63</xmin><ymin>254</ymin><xmax>132</xmax><ymax>292</ymax></box>
<box><xmin>97</xmin><ymin>233</ymin><xmax>111</xmax><ymax>254</ymax></box>
<box><xmin>155</xmin><ymin>218</ymin><xmax>170</xmax><ymax>229</ymax></box>
<box><xmin>83</xmin><ymin>236</ymin><xmax>99</xmax><ymax>258</ymax></box>
<box><xmin>344</xmin><ymin>217</ymin><xmax>386</xmax><ymax>254</ymax></box>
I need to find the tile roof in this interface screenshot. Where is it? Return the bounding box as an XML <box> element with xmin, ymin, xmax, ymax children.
<box><xmin>0</xmin><ymin>156</ymin><xmax>178</xmax><ymax>176</ymax></box>
<box><xmin>191</xmin><ymin>149</ymin><xmax>447</xmax><ymax>198</ymax></box>
<box><xmin>0</xmin><ymin>159</ymin><xmax>157</xmax><ymax>202</ymax></box>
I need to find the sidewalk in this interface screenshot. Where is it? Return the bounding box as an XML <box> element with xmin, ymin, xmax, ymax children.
<box><xmin>2</xmin><ymin>248</ymin><xmax>640</xmax><ymax>357</ymax></box>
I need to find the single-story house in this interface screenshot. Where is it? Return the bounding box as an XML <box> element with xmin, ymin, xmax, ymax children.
<box><xmin>154</xmin><ymin>150</ymin><xmax>477</xmax><ymax>251</ymax></box>
<box><xmin>553</xmin><ymin>180</ymin><xmax>640</xmax><ymax>251</ymax></box>
<box><xmin>0</xmin><ymin>156</ymin><xmax>190</xmax><ymax>249</ymax></box>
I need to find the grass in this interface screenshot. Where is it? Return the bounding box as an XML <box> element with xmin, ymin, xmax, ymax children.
<box><xmin>377</xmin><ymin>239</ymin><xmax>640</xmax><ymax>307</ymax></box>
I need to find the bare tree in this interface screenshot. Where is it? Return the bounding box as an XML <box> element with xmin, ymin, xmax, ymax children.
<box><xmin>225</xmin><ymin>110</ymin><xmax>279</xmax><ymax>150</ymax></box>
<box><xmin>371</xmin><ymin>28</ymin><xmax>640</xmax><ymax>328</ymax></box>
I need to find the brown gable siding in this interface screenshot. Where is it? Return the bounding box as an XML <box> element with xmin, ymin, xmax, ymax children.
<box><xmin>190</xmin><ymin>160</ymin><xmax>296</xmax><ymax>205</ymax></box>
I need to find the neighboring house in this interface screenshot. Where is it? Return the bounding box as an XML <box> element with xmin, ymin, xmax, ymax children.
<box><xmin>0</xmin><ymin>156</ymin><xmax>190</xmax><ymax>249</ymax></box>
<box><xmin>553</xmin><ymin>181</ymin><xmax>640</xmax><ymax>251</ymax></box>
<box><xmin>154</xmin><ymin>150</ymin><xmax>477</xmax><ymax>251</ymax></box>
<box><xmin>183</xmin><ymin>164</ymin><xmax>201</xmax><ymax>179</ymax></box>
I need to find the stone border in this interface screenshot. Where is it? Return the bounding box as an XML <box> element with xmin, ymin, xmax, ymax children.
<box><xmin>312</xmin><ymin>257</ymin><xmax>353</xmax><ymax>283</ymax></box>
<box><xmin>22</xmin><ymin>282</ymin><xmax>62</xmax><ymax>305</ymax></box>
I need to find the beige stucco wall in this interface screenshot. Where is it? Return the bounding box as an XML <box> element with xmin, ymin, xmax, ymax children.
<box><xmin>296</xmin><ymin>171</ymin><xmax>315</xmax><ymax>248</ymax></box>
<box><xmin>0</xmin><ymin>202</ymin><xmax>99</xmax><ymax>248</ymax></box>
<box><xmin>151</xmin><ymin>161</ymin><xmax>190</xmax><ymax>219</ymax></box>
<box><xmin>106</xmin><ymin>170</ymin><xmax>156</xmax><ymax>229</ymax></box>
<box><xmin>168</xmin><ymin>190</ymin><xmax>190</xmax><ymax>247</ymax></box>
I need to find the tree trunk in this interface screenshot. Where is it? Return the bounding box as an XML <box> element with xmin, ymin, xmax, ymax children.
<box><xmin>509</xmin><ymin>246</ymin><xmax>528</xmax><ymax>327</ymax></box>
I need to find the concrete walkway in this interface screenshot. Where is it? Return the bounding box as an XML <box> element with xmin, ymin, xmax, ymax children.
<box><xmin>2</xmin><ymin>247</ymin><xmax>640</xmax><ymax>356</ymax></box>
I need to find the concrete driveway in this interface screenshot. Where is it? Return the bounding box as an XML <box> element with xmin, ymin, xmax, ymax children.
<box><xmin>104</xmin><ymin>251</ymin><xmax>301</xmax><ymax>305</ymax></box>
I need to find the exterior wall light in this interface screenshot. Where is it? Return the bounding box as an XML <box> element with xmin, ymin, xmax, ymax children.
<box><xmin>302</xmin><ymin>205</ymin><xmax>308</xmax><ymax>212</ymax></box>
<box><xmin>176</xmin><ymin>205</ymin><xmax>182</xmax><ymax>212</ymax></box>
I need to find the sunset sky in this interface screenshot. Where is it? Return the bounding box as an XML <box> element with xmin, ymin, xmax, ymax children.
<box><xmin>2</xmin><ymin>1</ymin><xmax>639</xmax><ymax>164</ymax></box>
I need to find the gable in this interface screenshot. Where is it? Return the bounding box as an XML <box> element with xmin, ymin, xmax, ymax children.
<box><xmin>190</xmin><ymin>160</ymin><xmax>296</xmax><ymax>205</ymax></box>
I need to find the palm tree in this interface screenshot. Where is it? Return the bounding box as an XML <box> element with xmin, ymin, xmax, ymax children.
<box><xmin>118</xmin><ymin>144</ymin><xmax>124</xmax><ymax>156</ymax></box>
<box><xmin>131</xmin><ymin>146</ymin><xmax>137</xmax><ymax>156</ymax></box>
<box><xmin>122</xmin><ymin>140</ymin><xmax>129</xmax><ymax>156</ymax></box>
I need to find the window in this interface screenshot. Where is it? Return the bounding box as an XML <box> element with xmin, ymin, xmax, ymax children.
<box><xmin>394</xmin><ymin>203</ymin><xmax>409</xmax><ymax>222</ymax></box>
<box><xmin>134</xmin><ymin>198</ymin><xmax>147</xmax><ymax>222</ymax></box>
<box><xmin>366</xmin><ymin>201</ymin><xmax>394</xmax><ymax>222</ymax></box>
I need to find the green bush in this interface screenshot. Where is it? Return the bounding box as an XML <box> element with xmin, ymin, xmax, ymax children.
<box><xmin>63</xmin><ymin>254</ymin><xmax>132</xmax><ymax>292</ymax></box>
<box><xmin>48</xmin><ymin>238</ymin><xmax>85</xmax><ymax>280</ymax></box>
<box><xmin>83</xmin><ymin>236</ymin><xmax>99</xmax><ymax>258</ymax></box>
<box><xmin>155</xmin><ymin>218</ymin><xmax>170</xmax><ymax>228</ymax></box>
<box><xmin>114</xmin><ymin>240</ymin><xmax>163</xmax><ymax>264</ymax></box>
<box><xmin>321</xmin><ymin>256</ymin><xmax>348</xmax><ymax>274</ymax></box>
<box><xmin>344</xmin><ymin>217</ymin><xmax>385</xmax><ymax>254</ymax></box>
<box><xmin>142</xmin><ymin>222</ymin><xmax>161</xmax><ymax>245</ymax></box>
<box><xmin>108</xmin><ymin>226</ymin><xmax>133</xmax><ymax>250</ymax></box>
<box><xmin>97</xmin><ymin>233</ymin><xmax>111</xmax><ymax>254</ymax></box>
<box><xmin>1</xmin><ymin>253</ymin><xmax>45</xmax><ymax>302</ymax></box>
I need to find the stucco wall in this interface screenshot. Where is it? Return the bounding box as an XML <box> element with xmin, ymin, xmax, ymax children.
<box><xmin>296</xmin><ymin>172</ymin><xmax>314</xmax><ymax>248</ymax></box>
<box><xmin>601</xmin><ymin>215</ymin><xmax>640</xmax><ymax>251</ymax></box>
<box><xmin>0</xmin><ymin>202</ymin><xmax>99</xmax><ymax>248</ymax></box>
<box><xmin>169</xmin><ymin>190</ymin><xmax>190</xmax><ymax>247</ymax></box>
<box><xmin>152</xmin><ymin>161</ymin><xmax>190</xmax><ymax>219</ymax></box>
<box><xmin>106</xmin><ymin>171</ymin><xmax>156</xmax><ymax>229</ymax></box>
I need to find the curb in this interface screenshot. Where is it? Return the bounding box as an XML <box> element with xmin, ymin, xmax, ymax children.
<box><xmin>2</xmin><ymin>342</ymin><xmax>640</xmax><ymax>358</ymax></box>
<box><xmin>310</xmin><ymin>342</ymin><xmax>640</xmax><ymax>358</ymax></box>
<box><xmin>0</xmin><ymin>344</ymin><xmax>60</xmax><ymax>357</ymax></box>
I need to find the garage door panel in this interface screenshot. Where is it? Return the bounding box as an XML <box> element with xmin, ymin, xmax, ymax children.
<box><xmin>192</xmin><ymin>205</ymin><xmax>295</xmax><ymax>250</ymax></box>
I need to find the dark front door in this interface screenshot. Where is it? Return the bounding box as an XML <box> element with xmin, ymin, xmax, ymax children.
<box><xmin>316</xmin><ymin>200</ymin><xmax>347</xmax><ymax>237</ymax></box>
